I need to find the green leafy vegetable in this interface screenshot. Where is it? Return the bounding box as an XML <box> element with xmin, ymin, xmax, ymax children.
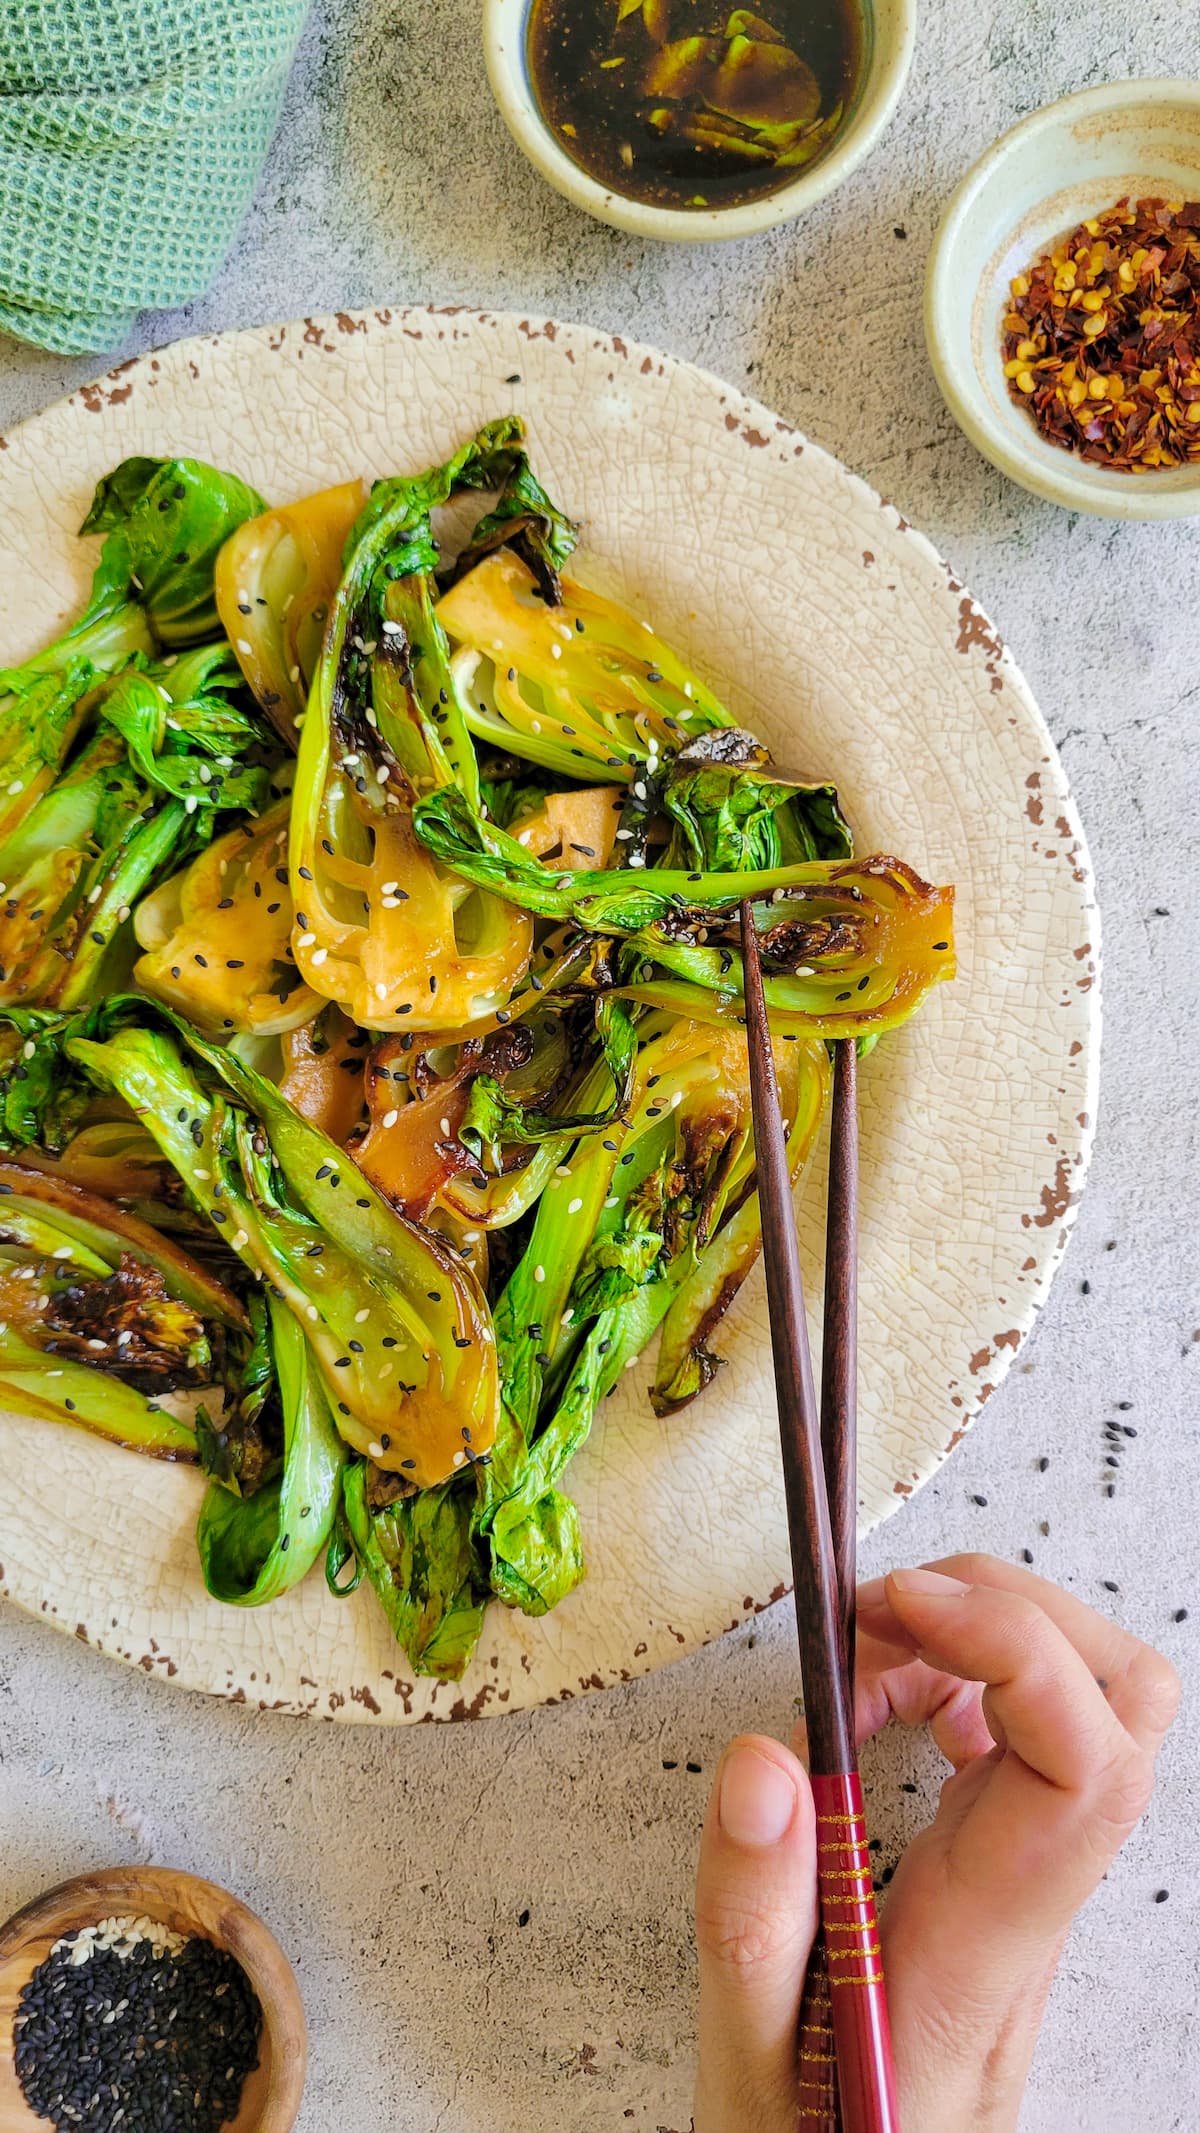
<box><xmin>197</xmin><ymin>1298</ymin><xmax>346</xmax><ymax>1606</ymax></box>
<box><xmin>343</xmin><ymin>1459</ymin><xmax>486</xmax><ymax>1682</ymax></box>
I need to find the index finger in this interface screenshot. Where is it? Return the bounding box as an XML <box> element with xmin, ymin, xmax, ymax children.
<box><xmin>862</xmin><ymin>1554</ymin><xmax>1180</xmax><ymax>1754</ymax></box>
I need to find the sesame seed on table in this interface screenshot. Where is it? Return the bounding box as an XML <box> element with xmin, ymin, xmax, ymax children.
<box><xmin>0</xmin><ymin>0</ymin><xmax>1197</xmax><ymax>2128</ymax></box>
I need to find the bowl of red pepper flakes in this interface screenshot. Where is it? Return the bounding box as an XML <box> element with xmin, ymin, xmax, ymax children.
<box><xmin>1003</xmin><ymin>198</ymin><xmax>1200</xmax><ymax>471</ymax></box>
<box><xmin>925</xmin><ymin>79</ymin><xmax>1200</xmax><ymax>519</ymax></box>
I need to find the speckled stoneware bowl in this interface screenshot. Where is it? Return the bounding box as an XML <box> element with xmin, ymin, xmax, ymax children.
<box><xmin>926</xmin><ymin>78</ymin><xmax>1200</xmax><ymax>519</ymax></box>
<box><xmin>483</xmin><ymin>0</ymin><xmax>916</xmax><ymax>241</ymax></box>
<box><xmin>0</xmin><ymin>310</ymin><xmax>1098</xmax><ymax>1721</ymax></box>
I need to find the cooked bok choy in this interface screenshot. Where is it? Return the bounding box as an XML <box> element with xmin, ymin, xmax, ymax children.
<box><xmin>0</xmin><ymin>421</ymin><xmax>955</xmax><ymax>1682</ymax></box>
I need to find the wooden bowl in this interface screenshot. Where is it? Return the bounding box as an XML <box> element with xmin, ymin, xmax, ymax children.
<box><xmin>0</xmin><ymin>1866</ymin><xmax>306</xmax><ymax>2132</ymax></box>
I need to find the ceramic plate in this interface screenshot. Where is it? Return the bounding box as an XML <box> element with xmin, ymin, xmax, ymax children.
<box><xmin>0</xmin><ymin>310</ymin><xmax>1097</xmax><ymax>1721</ymax></box>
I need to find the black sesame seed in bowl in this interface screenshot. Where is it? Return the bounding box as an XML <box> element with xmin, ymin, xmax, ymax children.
<box><xmin>0</xmin><ymin>1867</ymin><xmax>305</xmax><ymax>2133</ymax></box>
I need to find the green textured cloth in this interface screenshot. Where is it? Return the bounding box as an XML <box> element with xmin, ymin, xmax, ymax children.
<box><xmin>0</xmin><ymin>0</ymin><xmax>308</xmax><ymax>354</ymax></box>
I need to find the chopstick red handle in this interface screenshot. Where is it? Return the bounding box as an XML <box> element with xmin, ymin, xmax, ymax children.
<box><xmin>796</xmin><ymin>1930</ymin><xmax>840</xmax><ymax>2127</ymax></box>
<box><xmin>811</xmin><ymin>1771</ymin><xmax>899</xmax><ymax>2133</ymax></box>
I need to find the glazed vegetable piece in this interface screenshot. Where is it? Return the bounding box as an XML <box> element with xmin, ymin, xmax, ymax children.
<box><xmin>289</xmin><ymin>425</ymin><xmax>541</xmax><ymax>1031</ymax></box>
<box><xmin>0</xmin><ymin>660</ymin><xmax>98</xmax><ymax>848</ymax></box>
<box><xmin>443</xmin><ymin>446</ymin><xmax>578</xmax><ymax>605</ymax></box>
<box><xmin>79</xmin><ymin>455</ymin><xmax>268</xmax><ymax>648</ymax></box>
<box><xmin>215</xmin><ymin>478</ymin><xmax>368</xmax><ymax>743</ymax></box>
<box><xmin>660</xmin><ymin>728</ymin><xmax>852</xmax><ymax>868</ymax></box>
<box><xmin>414</xmin><ymin>787</ymin><xmax>955</xmax><ymax>1037</ymax></box>
<box><xmin>474</xmin><ymin>1012</ymin><xmax>802</xmax><ymax>1615</ymax></box>
<box><xmin>0</xmin><ymin>1159</ymin><xmax>246</xmax><ymax>1459</ymax></box>
<box><xmin>0</xmin><ymin>651</ymin><xmax>274</xmax><ymax>1012</ymax></box>
<box><xmin>652</xmin><ymin>1032</ymin><xmax>829</xmax><ymax>1411</ymax></box>
<box><xmin>277</xmin><ymin>1005</ymin><xmax>368</xmax><ymax>1143</ymax></box>
<box><xmin>196</xmin><ymin>1297</ymin><xmax>346</xmax><ymax>1606</ymax></box>
<box><xmin>59</xmin><ymin>1000</ymin><xmax>498</xmax><ymax>1490</ymax></box>
<box><xmin>134</xmin><ymin>798</ymin><xmax>321</xmax><ymax>1036</ymax></box>
<box><xmin>436</xmin><ymin>548</ymin><xmax>732</xmax><ymax>784</ymax></box>
<box><xmin>343</xmin><ymin>1459</ymin><xmax>486</xmax><ymax>1682</ymax></box>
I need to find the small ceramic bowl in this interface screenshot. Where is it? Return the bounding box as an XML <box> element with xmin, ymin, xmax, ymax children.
<box><xmin>483</xmin><ymin>0</ymin><xmax>916</xmax><ymax>242</ymax></box>
<box><xmin>926</xmin><ymin>78</ymin><xmax>1200</xmax><ymax>519</ymax></box>
<box><xmin>0</xmin><ymin>1866</ymin><xmax>306</xmax><ymax>2132</ymax></box>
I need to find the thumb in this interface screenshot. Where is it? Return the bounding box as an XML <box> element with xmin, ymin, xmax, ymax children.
<box><xmin>694</xmin><ymin>1735</ymin><xmax>818</xmax><ymax>2133</ymax></box>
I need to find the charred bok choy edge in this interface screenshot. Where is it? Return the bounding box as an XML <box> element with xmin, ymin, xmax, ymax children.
<box><xmin>0</xmin><ymin>1155</ymin><xmax>246</xmax><ymax>1457</ymax></box>
<box><xmin>0</xmin><ymin>995</ymin><xmax>499</xmax><ymax>1492</ymax></box>
<box><xmin>413</xmin><ymin>787</ymin><xmax>956</xmax><ymax>1038</ymax></box>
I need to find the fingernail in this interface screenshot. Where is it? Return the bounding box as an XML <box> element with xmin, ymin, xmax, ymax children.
<box><xmin>717</xmin><ymin>1745</ymin><xmax>799</xmax><ymax>1848</ymax></box>
<box><xmin>857</xmin><ymin>1576</ymin><xmax>886</xmax><ymax>1609</ymax></box>
<box><xmin>889</xmin><ymin>1567</ymin><xmax>972</xmax><ymax>1598</ymax></box>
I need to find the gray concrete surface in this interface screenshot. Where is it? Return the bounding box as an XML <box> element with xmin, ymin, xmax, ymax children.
<box><xmin>1</xmin><ymin>3</ymin><xmax>1197</xmax><ymax>2127</ymax></box>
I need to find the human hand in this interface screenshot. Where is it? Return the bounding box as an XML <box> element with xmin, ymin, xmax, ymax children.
<box><xmin>693</xmin><ymin>1555</ymin><xmax>1179</xmax><ymax>2133</ymax></box>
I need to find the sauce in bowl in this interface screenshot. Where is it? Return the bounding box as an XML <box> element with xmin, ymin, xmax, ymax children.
<box><xmin>527</xmin><ymin>0</ymin><xmax>864</xmax><ymax>213</ymax></box>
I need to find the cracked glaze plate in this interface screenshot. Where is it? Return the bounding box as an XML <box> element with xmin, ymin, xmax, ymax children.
<box><xmin>0</xmin><ymin>310</ymin><xmax>1098</xmax><ymax>1722</ymax></box>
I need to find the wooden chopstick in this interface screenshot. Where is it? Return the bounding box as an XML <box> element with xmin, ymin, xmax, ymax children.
<box><xmin>822</xmin><ymin>1039</ymin><xmax>859</xmax><ymax>1681</ymax></box>
<box><xmin>739</xmin><ymin>904</ymin><xmax>899</xmax><ymax>2133</ymax></box>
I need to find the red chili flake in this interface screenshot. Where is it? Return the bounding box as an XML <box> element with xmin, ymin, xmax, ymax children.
<box><xmin>1003</xmin><ymin>196</ymin><xmax>1200</xmax><ymax>470</ymax></box>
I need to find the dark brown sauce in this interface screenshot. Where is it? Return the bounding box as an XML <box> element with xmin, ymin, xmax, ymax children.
<box><xmin>528</xmin><ymin>0</ymin><xmax>863</xmax><ymax>212</ymax></box>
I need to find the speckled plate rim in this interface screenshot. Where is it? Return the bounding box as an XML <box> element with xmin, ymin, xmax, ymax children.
<box><xmin>0</xmin><ymin>307</ymin><xmax>1099</xmax><ymax>1720</ymax></box>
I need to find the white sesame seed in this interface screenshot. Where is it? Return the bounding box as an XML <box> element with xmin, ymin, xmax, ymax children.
<box><xmin>310</xmin><ymin>946</ymin><xmax>328</xmax><ymax>966</ymax></box>
<box><xmin>354</xmin><ymin>1307</ymin><xmax>369</xmax><ymax>1323</ymax></box>
<box><xmin>604</xmin><ymin>1195</ymin><xmax>618</xmax><ymax>1208</ymax></box>
<box><xmin>381</xmin><ymin>895</ymin><xmax>400</xmax><ymax>909</ymax></box>
<box><xmin>375</xmin><ymin>982</ymin><xmax>388</xmax><ymax>1000</ymax></box>
<box><xmin>297</xmin><ymin>932</ymin><xmax>316</xmax><ymax>948</ymax></box>
<box><xmin>51</xmin><ymin>1245</ymin><xmax>74</xmax><ymax>1259</ymax></box>
<box><xmin>306</xmin><ymin>1303</ymin><xmax>319</xmax><ymax>1320</ymax></box>
<box><xmin>440</xmin><ymin>1117</ymin><xmax>450</xmax><ymax>1136</ymax></box>
<box><xmin>555</xmin><ymin>1163</ymin><xmax>571</xmax><ymax>1177</ymax></box>
<box><xmin>550</xmin><ymin>643</ymin><xmax>562</xmax><ymax>659</ymax></box>
<box><xmin>21</xmin><ymin>1039</ymin><xmax>35</xmax><ymax>1060</ymax></box>
<box><xmin>380</xmin><ymin>881</ymin><xmax>399</xmax><ymax>895</ymax></box>
<box><xmin>452</xmin><ymin>1449</ymin><xmax>467</xmax><ymax>1467</ymax></box>
<box><xmin>382</xmin><ymin>1108</ymin><xmax>399</xmax><ymax>1129</ymax></box>
<box><xmin>368</xmin><ymin>1441</ymin><xmax>384</xmax><ymax>1458</ymax></box>
<box><xmin>671</xmin><ymin>1090</ymin><xmax>683</xmax><ymax>1108</ymax></box>
<box><xmin>567</xmin><ymin>1197</ymin><xmax>583</xmax><ymax>1214</ymax></box>
<box><xmin>231</xmin><ymin>1229</ymin><xmax>249</xmax><ymax>1251</ymax></box>
<box><xmin>624</xmin><ymin>1355</ymin><xmax>639</xmax><ymax>1371</ymax></box>
<box><xmin>534</xmin><ymin>1265</ymin><xmax>545</xmax><ymax>1283</ymax></box>
<box><xmin>185</xmin><ymin>796</ymin><xmax>197</xmax><ymax>814</ymax></box>
<box><xmin>236</xmin><ymin>638</ymin><xmax>253</xmax><ymax>655</ymax></box>
<box><xmin>290</xmin><ymin>665</ymin><xmax>301</xmax><ymax>683</ymax></box>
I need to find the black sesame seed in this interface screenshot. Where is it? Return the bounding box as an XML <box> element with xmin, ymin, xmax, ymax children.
<box><xmin>1173</xmin><ymin>1608</ymin><xmax>1188</xmax><ymax>1623</ymax></box>
<box><xmin>1037</xmin><ymin>1456</ymin><xmax>1050</xmax><ymax>1471</ymax></box>
<box><xmin>1154</xmin><ymin>1889</ymin><xmax>1169</xmax><ymax>1903</ymax></box>
<box><xmin>1021</xmin><ymin>1548</ymin><xmax>1034</xmax><ymax>1564</ymax></box>
<box><xmin>971</xmin><ymin>1493</ymin><xmax>988</xmax><ymax>1507</ymax></box>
